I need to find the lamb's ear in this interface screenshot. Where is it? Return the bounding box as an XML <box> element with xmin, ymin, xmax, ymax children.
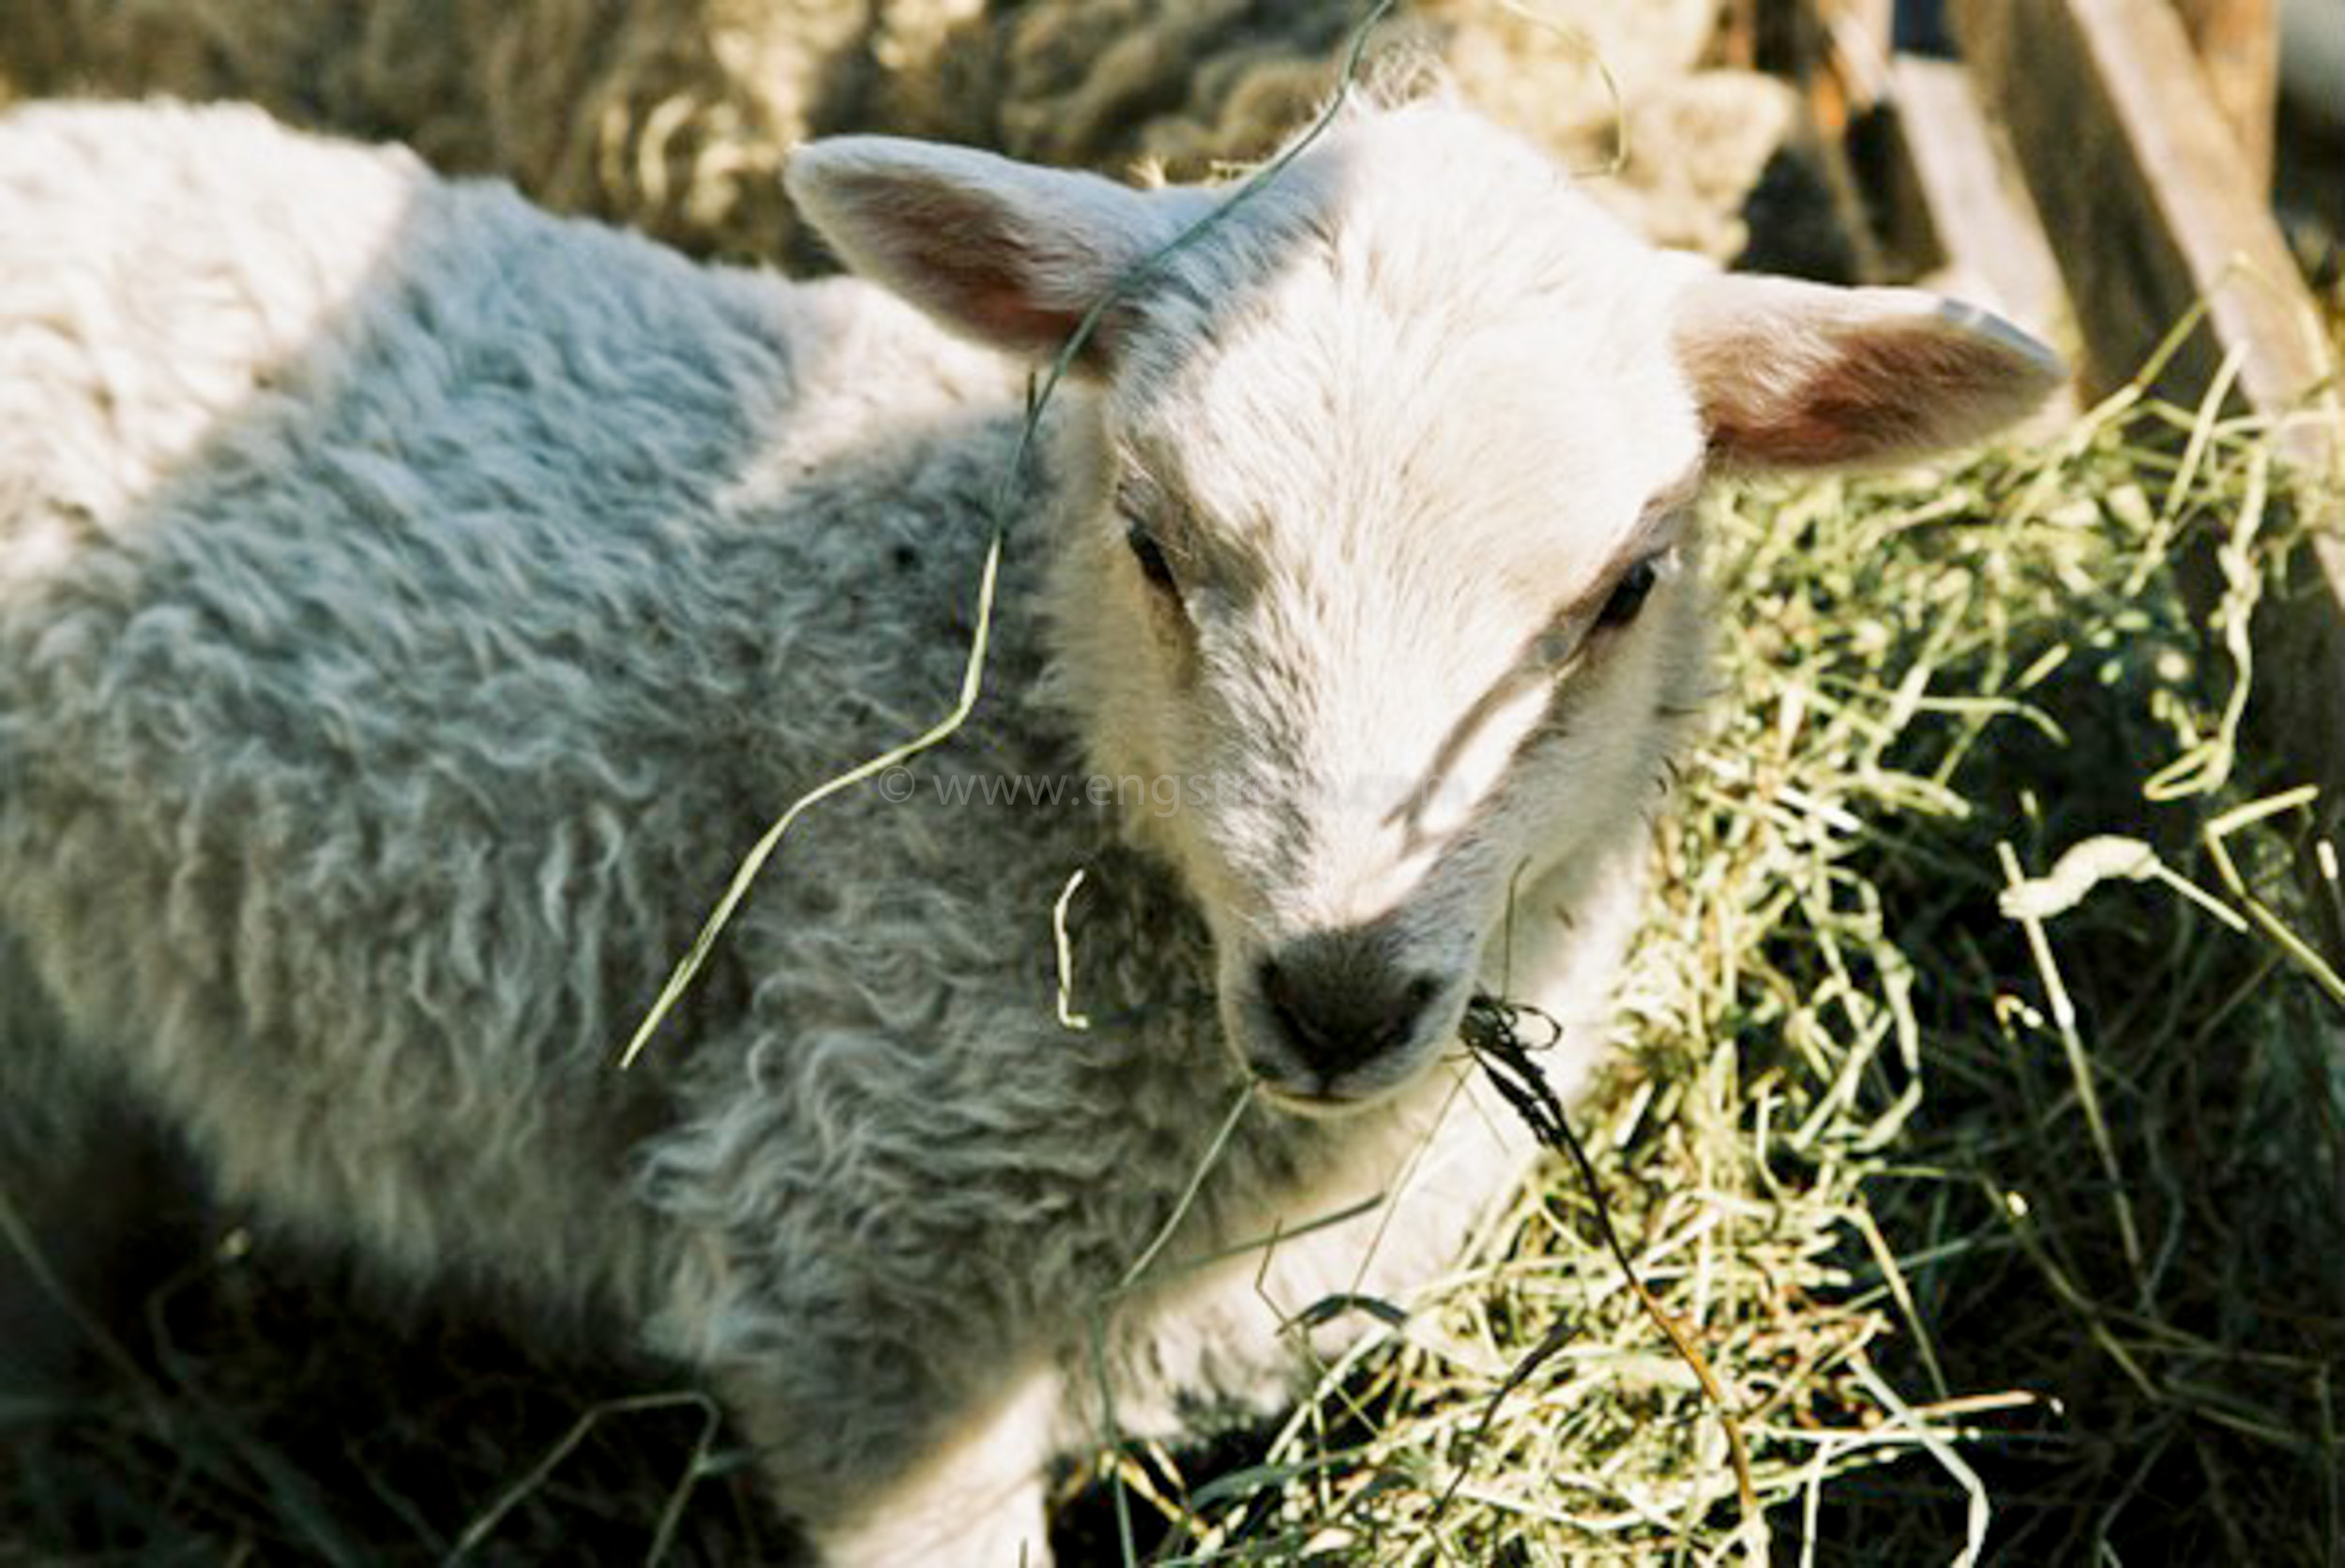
<box><xmin>786</xmin><ymin>137</ymin><xmax>1197</xmax><ymax>369</ymax></box>
<box><xmin>1672</xmin><ymin>275</ymin><xmax>2066</xmax><ymax>470</ymax></box>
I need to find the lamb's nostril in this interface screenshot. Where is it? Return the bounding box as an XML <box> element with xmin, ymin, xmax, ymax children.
<box><xmin>1255</xmin><ymin>943</ymin><xmax>1446</xmax><ymax>1081</ymax></box>
<box><xmin>1257</xmin><ymin>955</ymin><xmax>1322</xmax><ymax>1056</ymax></box>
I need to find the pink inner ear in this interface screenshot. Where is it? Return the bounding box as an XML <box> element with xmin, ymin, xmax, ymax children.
<box><xmin>1699</xmin><ymin>325</ymin><xmax>1944</xmax><ymax>466</ymax></box>
<box><xmin>955</xmin><ymin>270</ymin><xmax>1088</xmax><ymax>354</ymax></box>
<box><xmin>853</xmin><ymin>213</ymin><xmax>1108</xmax><ymax>360</ymax></box>
<box><xmin>1680</xmin><ymin>282</ymin><xmax>2063</xmax><ymax>471</ymax></box>
<box><xmin>790</xmin><ymin>141</ymin><xmax>1149</xmax><ymax>367</ymax></box>
<box><xmin>906</xmin><ymin>209</ymin><xmax>1133</xmax><ymax>362</ymax></box>
<box><xmin>847</xmin><ymin>188</ymin><xmax>1075</xmax><ymax>344</ymax></box>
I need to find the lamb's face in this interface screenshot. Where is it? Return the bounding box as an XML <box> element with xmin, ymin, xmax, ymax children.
<box><xmin>785</xmin><ymin>95</ymin><xmax>2063</xmax><ymax>1113</ymax></box>
<box><xmin>1073</xmin><ymin>174</ymin><xmax>1712</xmax><ymax>1108</ymax></box>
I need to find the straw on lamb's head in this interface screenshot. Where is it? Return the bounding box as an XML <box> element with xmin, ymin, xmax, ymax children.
<box><xmin>790</xmin><ymin>95</ymin><xmax>2061</xmax><ymax>1110</ymax></box>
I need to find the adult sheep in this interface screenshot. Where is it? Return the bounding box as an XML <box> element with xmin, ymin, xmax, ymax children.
<box><xmin>0</xmin><ymin>0</ymin><xmax>947</xmax><ymax>264</ymax></box>
<box><xmin>2</xmin><ymin>0</ymin><xmax>1844</xmax><ymax>277</ymax></box>
<box><xmin>0</xmin><ymin>89</ymin><xmax>2058</xmax><ymax>1564</ymax></box>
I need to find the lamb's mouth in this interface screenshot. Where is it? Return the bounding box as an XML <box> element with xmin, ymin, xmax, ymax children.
<box><xmin>1233</xmin><ymin>1011</ymin><xmax>1460</xmax><ymax>1117</ymax></box>
<box><xmin>1248</xmin><ymin>1076</ymin><xmax>1407</xmax><ymax>1118</ymax></box>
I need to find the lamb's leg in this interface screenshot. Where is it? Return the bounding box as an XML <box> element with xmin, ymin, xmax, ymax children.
<box><xmin>725</xmin><ymin>1361</ymin><xmax>1063</xmax><ymax>1568</ymax></box>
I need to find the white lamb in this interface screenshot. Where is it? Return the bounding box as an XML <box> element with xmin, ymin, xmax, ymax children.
<box><xmin>0</xmin><ymin>89</ymin><xmax>2058</xmax><ymax>1564</ymax></box>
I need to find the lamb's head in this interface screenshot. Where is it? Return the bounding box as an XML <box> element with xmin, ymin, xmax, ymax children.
<box><xmin>788</xmin><ymin>98</ymin><xmax>2061</xmax><ymax>1111</ymax></box>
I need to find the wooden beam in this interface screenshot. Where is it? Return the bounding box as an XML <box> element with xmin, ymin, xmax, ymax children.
<box><xmin>1957</xmin><ymin>0</ymin><xmax>2343</xmax><ymax>797</ymax></box>
<box><xmin>1953</xmin><ymin>0</ymin><xmax>2331</xmax><ymax>434</ymax></box>
<box><xmin>2171</xmin><ymin>0</ymin><xmax>2279</xmax><ymax>191</ymax></box>
<box><xmin>1955</xmin><ymin>0</ymin><xmax>2345</xmax><ymax>800</ymax></box>
<box><xmin>1879</xmin><ymin>53</ymin><xmax>2071</xmax><ymax>346</ymax></box>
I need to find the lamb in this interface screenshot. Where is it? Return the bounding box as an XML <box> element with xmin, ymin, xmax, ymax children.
<box><xmin>0</xmin><ymin>91</ymin><xmax>2059</xmax><ymax>1564</ymax></box>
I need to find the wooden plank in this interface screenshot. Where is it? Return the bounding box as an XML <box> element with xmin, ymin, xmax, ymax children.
<box><xmin>1715</xmin><ymin>0</ymin><xmax>1763</xmax><ymax>70</ymax></box>
<box><xmin>1880</xmin><ymin>53</ymin><xmax>2070</xmax><ymax>347</ymax></box>
<box><xmin>2172</xmin><ymin>0</ymin><xmax>2279</xmax><ymax>190</ymax></box>
<box><xmin>1815</xmin><ymin>0</ymin><xmax>1897</xmax><ymax>115</ymax></box>
<box><xmin>1954</xmin><ymin>0</ymin><xmax>2332</xmax><ymax>435</ymax></box>
<box><xmin>1955</xmin><ymin>0</ymin><xmax>2345</xmax><ymax>804</ymax></box>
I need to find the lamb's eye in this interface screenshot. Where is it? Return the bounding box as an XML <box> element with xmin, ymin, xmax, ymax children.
<box><xmin>1594</xmin><ymin>555</ymin><xmax>1660</xmax><ymax>631</ymax></box>
<box><xmin>1127</xmin><ymin>523</ymin><xmax>1179</xmax><ymax>596</ymax></box>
